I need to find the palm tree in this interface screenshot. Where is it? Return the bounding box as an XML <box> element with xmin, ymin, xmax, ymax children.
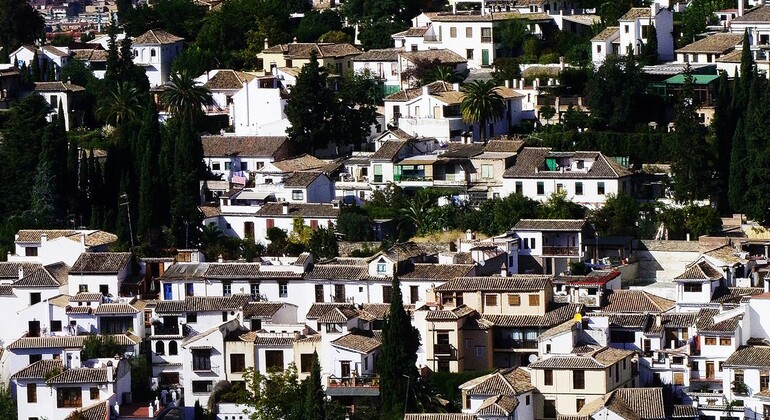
<box><xmin>460</xmin><ymin>80</ymin><xmax>506</xmax><ymax>143</ymax></box>
<box><xmin>422</xmin><ymin>66</ymin><xmax>465</xmax><ymax>85</ymax></box>
<box><xmin>96</xmin><ymin>82</ymin><xmax>142</xmax><ymax>128</ymax></box>
<box><xmin>160</xmin><ymin>71</ymin><xmax>211</xmax><ymax>126</ymax></box>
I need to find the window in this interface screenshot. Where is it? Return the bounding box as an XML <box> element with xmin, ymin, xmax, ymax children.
<box><xmin>481</xmin><ymin>164</ymin><xmax>493</xmax><ymax>179</ymax></box>
<box><xmin>615</xmin><ymin>363</ymin><xmax>619</xmax><ymax>382</ymax></box>
<box><xmin>410</xmin><ymin>285</ymin><xmax>419</xmax><ymax>304</ymax></box>
<box><xmin>537</xmin><ymin>182</ymin><xmax>545</xmax><ymax>195</ymax></box>
<box><xmin>673</xmin><ymin>372</ymin><xmax>684</xmax><ymax>385</ymax></box>
<box><xmin>515</xmin><ymin>181</ymin><xmax>523</xmax><ymax>194</ymax></box>
<box><xmin>300</xmin><ymin>353</ymin><xmax>314</xmax><ymax>373</ymax></box>
<box><xmin>222</xmin><ymin>311</ymin><xmax>228</xmax><ymax>321</ymax></box>
<box><xmin>597</xmin><ymin>182</ymin><xmax>605</xmax><ymax>195</ymax></box>
<box><xmin>250</xmin><ymin>283</ymin><xmax>260</xmax><ymax>300</ymax></box>
<box><xmin>556</xmin><ymin>183</ymin><xmax>565</xmax><ymax>194</ymax></box>
<box><xmin>30</xmin><ymin>292</ymin><xmax>41</xmax><ymax>305</ymax></box>
<box><xmin>186</xmin><ymin>283</ymin><xmax>194</xmax><ymax>297</ymax></box>
<box><xmin>230</xmin><ymin>354</ymin><xmax>246</xmax><ymax>373</ymax></box>
<box><xmin>476</xmin><ymin>346</ymin><xmax>485</xmax><ymax>356</ymax></box>
<box><xmin>25</xmin><ymin>247</ymin><xmax>38</xmax><ymax>257</ymax></box>
<box><xmin>720</xmin><ymin>337</ymin><xmax>732</xmax><ymax>346</ymax></box>
<box><xmin>29</xmin><ymin>354</ymin><xmax>42</xmax><ymax>364</ymax></box>
<box><xmin>79</xmin><ymin>284</ymin><xmax>89</xmax><ymax>293</ymax></box>
<box><xmin>161</xmin><ymin>372</ymin><xmax>179</xmax><ymax>386</ymax></box>
<box><xmin>292</xmin><ymin>190</ymin><xmax>304</xmax><ymax>201</ymax></box>
<box><xmin>530</xmin><ymin>238</ymin><xmax>536</xmax><ymax>248</ymax></box>
<box><xmin>529</xmin><ymin>294</ymin><xmax>540</xmax><ymax>306</ymax></box>
<box><xmin>224</xmin><ymin>162</ymin><xmax>232</xmax><ymax>170</ymax></box>
<box><xmin>597</xmin><ymin>44</ymin><xmax>602</xmax><ymax>53</ymax></box>
<box><xmin>684</xmin><ymin>283</ymin><xmax>702</xmax><ymax>292</ymax></box>
<box><xmin>573</xmin><ymin>370</ymin><xmax>585</xmax><ymax>389</ymax></box>
<box><xmin>169</xmin><ymin>341</ymin><xmax>178</xmax><ymax>355</ymax></box>
<box><xmin>466</xmin><ymin>27</ymin><xmax>473</xmax><ymax>38</ymax></box>
<box><xmin>315</xmin><ymin>285</ymin><xmax>324</xmax><ymax>303</ymax></box>
<box><xmin>187</xmin><ymin>312</ymin><xmax>197</xmax><ymax>323</ymax></box>
<box><xmin>465</xmin><ymin>395</ymin><xmax>471</xmax><ymax>409</ymax></box>
<box><xmin>526</xmin><ymin>395</ymin><xmax>530</xmax><ymax>405</ymax></box>
<box><xmin>265</xmin><ymin>350</ymin><xmax>284</xmax><ymax>371</ymax></box>
<box><xmin>223</xmin><ymin>281</ymin><xmax>232</xmax><ymax>297</ymax></box>
<box><xmin>51</xmin><ymin>320</ymin><xmax>62</xmax><ymax>332</ymax></box>
<box><xmin>90</xmin><ymin>387</ymin><xmax>99</xmax><ymax>400</ymax></box>
<box><xmin>410</xmin><ymin>44</ymin><xmax>418</xmax><ymax>52</ymax></box>
<box><xmin>377</xmin><ymin>261</ymin><xmax>387</xmax><ymax>273</ymax></box>
<box><xmin>450</xmin><ymin>27</ymin><xmax>457</xmax><ymax>37</ymax></box>
<box><xmin>544</xmin><ymin>369</ymin><xmax>553</xmax><ymax>385</ymax></box>
<box><xmin>624</xmin><ymin>24</ymin><xmax>629</xmax><ymax>33</ymax></box>
<box><xmin>334</xmin><ymin>284</ymin><xmax>345</xmax><ymax>302</ymax></box>
<box><xmin>192</xmin><ymin>349</ymin><xmax>212</xmax><ymax>371</ymax></box>
<box><xmin>575</xmin><ymin>182</ymin><xmax>583</xmax><ymax>195</ymax></box>
<box><xmin>762</xmin><ymin>371</ymin><xmax>769</xmax><ymax>392</ymax></box>
<box><xmin>485</xmin><ymin>294</ymin><xmax>498</xmax><ymax>306</ymax></box>
<box><xmin>27</xmin><ymin>383</ymin><xmax>37</xmax><ymax>403</ymax></box>
<box><xmin>466</xmin><ymin>49</ymin><xmax>474</xmax><ymax>59</ymax></box>
<box><xmin>250</xmin><ymin>319</ymin><xmax>262</xmax><ymax>331</ymax></box>
<box><xmin>508</xmin><ymin>294</ymin><xmax>521</xmax><ymax>306</ymax></box>
<box><xmin>211</xmin><ymin>162</ymin><xmax>221</xmax><ymax>171</ymax></box>
<box><xmin>57</xmin><ymin>387</ymin><xmax>82</xmax><ymax>408</ymax></box>
<box><xmin>155</xmin><ymin>341</ymin><xmax>165</xmax><ymax>355</ymax></box>
<box><xmin>544</xmin><ymin>399</ymin><xmax>556</xmax><ymax>418</ymax></box>
<box><xmin>310</xmin><ymin>220</ymin><xmax>319</xmax><ymax>230</ymax></box>
<box><xmin>240</xmin><ymin>162</ymin><xmax>248</xmax><ymax>171</ymax></box>
<box><xmin>705</xmin><ymin>337</ymin><xmax>717</xmax><ymax>345</ymax></box>
<box><xmin>481</xmin><ymin>27</ymin><xmax>492</xmax><ymax>43</ymax></box>
<box><xmin>373</xmin><ymin>164</ymin><xmax>383</xmax><ymax>182</ymax></box>
<box><xmin>576</xmin><ymin>398</ymin><xmax>585</xmax><ymax>412</ymax></box>
<box><xmin>383</xmin><ymin>285</ymin><xmax>392</xmax><ymax>303</ymax></box>
<box><xmin>266</xmin><ymin>219</ymin><xmax>275</xmax><ymax>230</ymax></box>
<box><xmin>279</xmin><ymin>281</ymin><xmax>288</xmax><ymax>298</ymax></box>
<box><xmin>192</xmin><ymin>381</ymin><xmax>213</xmax><ymax>394</ymax></box>
<box><xmin>99</xmin><ymin>285</ymin><xmax>108</xmax><ymax>296</ymax></box>
<box><xmin>735</xmin><ymin>369</ymin><xmax>744</xmax><ymax>384</ymax></box>
<box><xmin>641</xmin><ymin>25</ymin><xmax>649</xmax><ymax>38</ymax></box>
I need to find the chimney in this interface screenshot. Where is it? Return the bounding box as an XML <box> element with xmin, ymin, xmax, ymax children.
<box><xmin>40</xmin><ymin>233</ymin><xmax>47</xmax><ymax>245</ymax></box>
<box><xmin>452</xmin><ymin>82</ymin><xmax>460</xmax><ymax>91</ymax></box>
<box><xmin>107</xmin><ymin>364</ymin><xmax>114</xmax><ymax>382</ymax></box>
<box><xmin>293</xmin><ymin>37</ymin><xmax>298</xmax><ymax>44</ymax></box>
<box><xmin>18</xmin><ymin>266</ymin><xmax>23</xmax><ymax>280</ymax></box>
<box><xmin>264</xmin><ymin>38</ymin><xmax>269</xmax><ymax>49</ymax></box>
<box><xmin>505</xmin><ymin>80</ymin><xmax>511</xmax><ymax>88</ymax></box>
<box><xmin>465</xmin><ymin>229</ymin><xmax>473</xmax><ymax>241</ymax></box>
<box><xmin>217</xmin><ymin>254</ymin><xmax>224</xmax><ymax>263</ymax></box>
<box><xmin>282</xmin><ymin>202</ymin><xmax>289</xmax><ymax>215</ymax></box>
<box><xmin>520</xmin><ymin>78</ymin><xmax>526</xmax><ymax>89</ymax></box>
<box><xmin>422</xmin><ymin>85</ymin><xmax>430</xmax><ymax>96</ymax></box>
<box><xmin>559</xmin><ymin>56</ymin><xmax>565</xmax><ymax>70</ymax></box>
<box><xmin>739</xmin><ymin>0</ymin><xmax>744</xmax><ymax>17</ymax></box>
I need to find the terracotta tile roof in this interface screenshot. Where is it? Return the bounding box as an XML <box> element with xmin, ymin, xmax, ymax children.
<box><xmin>317</xmin><ymin>306</ymin><xmax>359</xmax><ymax>323</ymax></box>
<box><xmin>385</xmin><ymin>80</ymin><xmax>456</xmax><ymax>102</ymax></box>
<box><xmin>661</xmin><ymin>312</ymin><xmax>697</xmax><ymax>328</ymax></box>
<box><xmin>352</xmin><ymin>48</ymin><xmax>401</xmax><ymax>61</ymax></box>
<box><xmin>610</xmin><ymin>388</ymin><xmax>666</xmax><ymax>420</ymax></box>
<box><xmin>262</xmin><ymin>42</ymin><xmax>362</xmax><ymax>59</ymax></box>
<box><xmin>305</xmin><ymin>265</ymin><xmax>372</xmax><ymax>280</ymax></box>
<box><xmin>205</xmin><ymin>70</ymin><xmax>256</xmax><ymax>90</ymax></box>
<box><xmin>376</xmin><ymin>241</ymin><xmax>428</xmax><ymax>262</ymax></box>
<box><xmin>371</xmin><ymin>140</ymin><xmax>408</xmax><ymax>160</ymax></box>
<box><xmin>48</xmin><ymin>367</ymin><xmax>110</xmax><ymax>384</ymax></box>
<box><xmin>715</xmin><ymin>49</ymin><xmax>743</xmax><ymax>63</ymax></box>
<box><xmin>156</xmin><ymin>295</ymin><xmax>251</xmax><ymax>313</ymax></box>
<box><xmin>0</xmin><ymin>262</ymin><xmax>41</xmax><ymax>278</ymax></box>
<box><xmin>476</xmin><ymin>395</ymin><xmax>518</xmax><ymax>416</ymax></box>
<box><xmin>699</xmin><ymin>313</ymin><xmax>742</xmax><ymax>333</ymax></box>
<box><xmin>243</xmin><ymin>302</ymin><xmax>286</xmax><ymax>318</ymax></box>
<box><xmin>601</xmin><ymin>290</ymin><xmax>675</xmax><ymax>313</ymax></box>
<box><xmin>603</xmin><ymin>313</ymin><xmax>652</xmax><ymax>329</ymax></box>
<box><xmin>441</xmin><ymin>143</ymin><xmax>485</xmax><ymax>159</ymax></box>
<box><xmin>133</xmin><ymin>29</ymin><xmax>184</xmax><ymax>45</ymax></box>
<box><xmin>676</xmin><ymin>33</ymin><xmax>743</xmax><ymax>54</ymax></box>
<box><xmin>712</xmin><ymin>287</ymin><xmax>764</xmax><ymax>303</ymax></box>
<box><xmin>503</xmin><ymin>148</ymin><xmax>632</xmax><ymax>179</ymax></box>
<box><xmin>331</xmin><ymin>330</ymin><xmax>381</xmax><ymax>353</ymax></box>
<box><xmin>201</xmin><ymin>135</ymin><xmax>290</xmax><ymax>158</ymax></box>
<box><xmin>307</xmin><ymin>303</ymin><xmax>355</xmax><ymax>319</ymax></box>
<box><xmin>70</xmin><ymin>292</ymin><xmax>103</xmax><ymax>302</ymax></box>
<box><xmin>66</xmin><ymin>401</ymin><xmax>110</xmax><ymax>420</ymax></box>
<box><xmin>424</xmin><ymin>305</ymin><xmax>476</xmax><ymax>321</ymax></box>
<box><xmin>521</xmin><ymin>65</ymin><xmax>562</xmax><ymax>79</ymax></box>
<box><xmin>7</xmin><ymin>334</ymin><xmax>138</xmax><ymax>349</ymax></box>
<box><xmin>732</xmin><ymin>4</ymin><xmax>770</xmax><ymax>22</ymax></box>
<box><xmin>72</xmin><ymin>48</ymin><xmax>109</xmax><ymax>62</ymax></box>
<box><xmin>205</xmin><ymin>263</ymin><xmax>263</xmax><ymax>278</ymax></box>
<box><xmin>435</xmin><ymin>275</ymin><xmax>551</xmax><ymax>292</ymax></box>
<box><xmin>672</xmin><ymin>405</ymin><xmax>699</xmax><ymax>418</ymax></box>
<box><xmin>252</xmin><ymin>336</ymin><xmax>295</xmax><ymax>346</ymax></box>
<box><xmin>483</xmin><ymin>303</ymin><xmax>583</xmax><ymax>327</ymax></box>
<box><xmin>423</xmin><ymin>11</ymin><xmax>531</xmax><ymax>22</ymax></box>
<box><xmin>484</xmin><ymin>138</ymin><xmax>525</xmax><ymax>153</ymax></box>
<box><xmin>14</xmin><ymin>262</ymin><xmax>70</xmax><ymax>287</ymax></box>
<box><xmin>11</xmin><ymin>359</ymin><xmax>63</xmax><ymax>380</ymax></box>
<box><xmin>462</xmin><ymin>367</ymin><xmax>534</xmax><ymax>396</ymax></box>
<box><xmin>619</xmin><ymin>7</ymin><xmax>651</xmax><ymax>20</ymax></box>
<box><xmin>283</xmin><ymin>171</ymin><xmax>323</xmax><ymax>188</ymax></box>
<box><xmin>0</xmin><ymin>285</ymin><xmax>13</xmax><ymax>295</ymax></box>
<box><xmin>392</xmin><ymin>27</ymin><xmax>430</xmax><ymax>37</ymax></box>
<box><xmin>199</xmin><ymin>204</ymin><xmax>221</xmax><ymax>218</ymax></box>
<box><xmin>674</xmin><ymin>260</ymin><xmax>723</xmax><ymax>281</ymax></box>
<box><xmin>34</xmin><ymin>81</ymin><xmax>86</xmax><ymax>92</ymax></box>
<box><xmin>513</xmin><ymin>219</ymin><xmax>587</xmax><ymax>231</ymax></box>
<box><xmin>94</xmin><ymin>303</ymin><xmax>139</xmax><ymax>314</ymax></box>
<box><xmin>400</xmin><ymin>263</ymin><xmax>474</xmax><ymax>280</ymax></box>
<box><xmin>255</xmin><ymin>202</ymin><xmax>340</xmax><ymax>218</ymax></box>
<box><xmin>70</xmin><ymin>253</ymin><xmax>131</xmax><ymax>274</ymax></box>
<box><xmin>360</xmin><ymin>303</ymin><xmax>391</xmax><ymax>319</ymax></box>
<box><xmin>529</xmin><ymin>346</ymin><xmax>633</xmax><ymax>369</ymax></box>
<box><xmin>404</xmin><ymin>415</ymin><xmax>476</xmax><ymax>420</ymax></box>
<box><xmin>67</xmin><ymin>306</ymin><xmax>93</xmax><ymax>314</ymax></box>
<box><xmin>539</xmin><ymin>319</ymin><xmax>577</xmax><ymax>340</ymax></box>
<box><xmin>41</xmin><ymin>45</ymin><xmax>69</xmax><ymax>57</ymax></box>
<box><xmin>401</xmin><ymin>49</ymin><xmax>467</xmax><ymax>64</ymax></box>
<box><xmin>15</xmin><ymin>230</ymin><xmax>117</xmax><ymax>247</ymax></box>
<box><xmin>721</xmin><ymin>346</ymin><xmax>769</xmax><ymax>369</ymax></box>
<box><xmin>271</xmin><ymin>154</ymin><xmax>327</xmax><ymax>172</ymax></box>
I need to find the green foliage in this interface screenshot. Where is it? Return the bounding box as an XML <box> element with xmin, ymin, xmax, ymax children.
<box><xmin>319</xmin><ymin>30</ymin><xmax>353</xmax><ymax>43</ymax></box>
<box><xmin>82</xmin><ymin>335</ymin><xmax>123</xmax><ymax>360</ymax></box>
<box><xmin>590</xmin><ymin>193</ymin><xmax>639</xmax><ymax>237</ymax></box>
<box><xmin>128</xmin><ymin>0</ymin><xmax>206</xmax><ymax>40</ymax></box>
<box><xmin>308</xmin><ymin>226</ymin><xmax>339</xmax><ymax>260</ymax></box>
<box><xmin>130</xmin><ymin>354</ymin><xmax>152</xmax><ymax>401</ymax></box>
<box><xmin>678</xmin><ymin>0</ymin><xmax>734</xmax><ymax>46</ymax></box>
<box><xmin>428</xmin><ymin>371</ymin><xmax>489</xmax><ymax>412</ymax></box>
<box><xmin>585</xmin><ymin>53</ymin><xmax>650</xmax><ymax>131</ymax></box>
<box><xmin>642</xmin><ymin>24</ymin><xmax>658</xmax><ymax>65</ymax></box>
<box><xmin>350</xmin><ymin>244</ymin><xmax>380</xmax><ymax>257</ymax></box>
<box><xmin>495</xmin><ymin>20</ymin><xmax>528</xmax><ymax>57</ymax></box>
<box><xmin>296</xmin><ymin>10</ymin><xmax>342</xmax><ymax>42</ymax></box>
<box><xmin>161</xmin><ymin>71</ymin><xmax>212</xmax><ymax>128</ymax></box>
<box><xmin>172</xmin><ymin>46</ymin><xmax>217</xmax><ymax>77</ymax></box>
<box><xmin>305</xmin><ymin>352</ymin><xmax>325</xmax><ymax>420</ymax></box>
<box><xmin>460</xmin><ymin>80</ymin><xmax>506</xmax><ymax>142</ymax></box>
<box><xmin>337</xmin><ymin>205</ymin><xmax>373</xmax><ymax>241</ymax></box>
<box><xmin>379</xmin><ymin>275</ymin><xmax>421</xmax><ymax>420</ymax></box>
<box><xmin>685</xmin><ymin>205</ymin><xmax>722</xmax><ymax>238</ymax></box>
<box><xmin>242</xmin><ymin>364</ymin><xmax>304</xmax><ymax>420</ymax></box>
<box><xmin>50</xmin><ymin>34</ymin><xmax>75</xmax><ymax>47</ymax></box>
<box><xmin>359</xmin><ymin>21</ymin><xmax>409</xmax><ymax>50</ymax></box>
<box><xmin>201</xmin><ymin>224</ymin><xmax>243</xmax><ymax>260</ymax></box>
<box><xmin>538</xmin><ymin>191</ymin><xmax>587</xmax><ymax>219</ymax></box>
<box><xmin>0</xmin><ymin>0</ymin><xmax>44</xmax><ymax>55</ymax></box>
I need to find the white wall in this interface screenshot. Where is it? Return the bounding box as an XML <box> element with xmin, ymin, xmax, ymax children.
<box><xmin>232</xmin><ymin>79</ymin><xmax>289</xmax><ymax>136</ymax></box>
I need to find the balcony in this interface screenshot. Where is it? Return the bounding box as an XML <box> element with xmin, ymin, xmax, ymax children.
<box><xmin>153</xmin><ymin>324</ymin><xmax>180</xmax><ymax>336</ymax></box>
<box><xmin>541</xmin><ymin>246</ymin><xmax>580</xmax><ymax>256</ymax></box>
<box><xmin>494</xmin><ymin>339</ymin><xmax>538</xmax><ymax>350</ymax></box>
<box><xmin>326</xmin><ymin>375</ymin><xmax>380</xmax><ymax>397</ymax></box>
<box><xmin>433</xmin><ymin>343</ymin><xmax>458</xmax><ymax>359</ymax></box>
<box><xmin>193</xmin><ymin>364</ymin><xmax>220</xmax><ymax>375</ymax></box>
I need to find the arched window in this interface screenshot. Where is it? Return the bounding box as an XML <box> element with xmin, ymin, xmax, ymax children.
<box><xmin>155</xmin><ymin>341</ymin><xmax>165</xmax><ymax>355</ymax></box>
<box><xmin>168</xmin><ymin>341</ymin><xmax>178</xmax><ymax>356</ymax></box>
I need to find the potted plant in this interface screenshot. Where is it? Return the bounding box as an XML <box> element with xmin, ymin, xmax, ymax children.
<box><xmin>732</xmin><ymin>380</ymin><xmax>749</xmax><ymax>395</ymax></box>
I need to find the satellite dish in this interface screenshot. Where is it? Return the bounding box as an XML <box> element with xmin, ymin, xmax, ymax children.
<box><xmin>528</xmin><ymin>354</ymin><xmax>538</xmax><ymax>363</ymax></box>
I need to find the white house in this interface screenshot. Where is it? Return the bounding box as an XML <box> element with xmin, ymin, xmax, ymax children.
<box><xmin>66</xmin><ymin>252</ymin><xmax>132</xmax><ymax>297</ymax></box>
<box><xmin>230</xmin><ymin>75</ymin><xmax>290</xmax><ymax>136</ymax></box>
<box><xmin>675</xmin><ymin>32</ymin><xmax>744</xmax><ymax>64</ymax></box>
<box><xmin>10</xmin><ymin>45</ymin><xmax>71</xmax><ymax>79</ymax></box>
<box><xmin>201</xmin><ymin>135</ymin><xmax>295</xmax><ymax>184</ymax></box>
<box><xmin>499</xmin><ymin>148</ymin><xmax>634</xmax><ymax>208</ymax></box>
<box><xmin>196</xmin><ymin>69</ymin><xmax>257</xmax><ymax>126</ymax></box>
<box><xmin>253</xmin><ymin>202</ymin><xmax>340</xmax><ymax>242</ymax></box>
<box><xmin>352</xmin><ymin>48</ymin><xmax>402</xmax><ymax>95</ymax></box>
<box><xmin>31</xmin><ymin>81</ymin><xmax>86</xmax><ymax>131</ymax></box>
<box><xmin>8</xmin><ymin>229</ymin><xmax>118</xmax><ymax>267</ymax></box>
<box><xmin>673</xmin><ymin>260</ymin><xmax>725</xmax><ymax>308</ymax></box>
<box><xmin>131</xmin><ymin>29</ymin><xmax>184</xmax><ymax>87</ymax></box>
<box><xmin>458</xmin><ymin>368</ymin><xmax>535</xmax><ymax>420</ymax></box>
<box><xmin>591</xmin><ymin>4</ymin><xmax>674</xmax><ymax>63</ymax></box>
<box><xmin>511</xmin><ymin>219</ymin><xmax>593</xmax><ymax>275</ymax></box>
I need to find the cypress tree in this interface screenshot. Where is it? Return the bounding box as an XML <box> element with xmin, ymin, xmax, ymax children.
<box><xmin>78</xmin><ymin>147</ymin><xmax>90</xmax><ymax>226</ymax></box>
<box><xmin>712</xmin><ymin>71</ymin><xmax>734</xmax><ymax>212</ymax></box>
<box><xmin>304</xmin><ymin>351</ymin><xmax>325</xmax><ymax>420</ymax></box>
<box><xmin>170</xmin><ymin>122</ymin><xmax>203</xmax><ymax>247</ymax></box>
<box><xmin>378</xmin><ymin>272</ymin><xmax>420</xmax><ymax>420</ymax></box>
<box><xmin>137</xmin><ymin>101</ymin><xmax>163</xmax><ymax>242</ymax></box>
<box><xmin>740</xmin><ymin>77</ymin><xmax>770</xmax><ymax>223</ymax></box>
<box><xmin>643</xmin><ymin>24</ymin><xmax>658</xmax><ymax>65</ymax></box>
<box><xmin>30</xmin><ymin>51</ymin><xmax>40</xmax><ymax>82</ymax></box>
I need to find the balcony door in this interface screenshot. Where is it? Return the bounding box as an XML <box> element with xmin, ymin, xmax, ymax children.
<box><xmin>341</xmin><ymin>361</ymin><xmax>351</xmax><ymax>378</ymax></box>
<box><xmin>706</xmin><ymin>361</ymin><xmax>715</xmax><ymax>379</ymax></box>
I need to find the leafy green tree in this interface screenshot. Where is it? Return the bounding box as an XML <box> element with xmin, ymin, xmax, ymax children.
<box><xmin>82</xmin><ymin>335</ymin><xmax>123</xmax><ymax>359</ymax></box>
<box><xmin>495</xmin><ymin>19</ymin><xmax>528</xmax><ymax>57</ymax></box>
<box><xmin>741</xmin><ymin>76</ymin><xmax>770</xmax><ymax>223</ymax></box>
<box><xmin>130</xmin><ymin>0</ymin><xmax>206</xmax><ymax>41</ymax></box>
<box><xmin>729</xmin><ymin>118</ymin><xmax>747</xmax><ymax>212</ymax></box>
<box><xmin>285</xmin><ymin>53</ymin><xmax>336</xmax><ymax>153</ymax></box>
<box><xmin>590</xmin><ymin>193</ymin><xmax>639</xmax><ymax>237</ymax></box>
<box><xmin>304</xmin><ymin>351</ymin><xmax>325</xmax><ymax>420</ymax></box>
<box><xmin>679</xmin><ymin>0</ymin><xmax>733</xmax><ymax>46</ymax></box>
<box><xmin>308</xmin><ymin>226</ymin><xmax>339</xmax><ymax>260</ymax></box>
<box><xmin>0</xmin><ymin>385</ymin><xmax>17</xmax><ymax>419</ymax></box>
<box><xmin>319</xmin><ymin>30</ymin><xmax>352</xmax><ymax>43</ymax></box>
<box><xmin>422</xmin><ymin>66</ymin><xmax>465</xmax><ymax>85</ymax></box>
<box><xmin>670</xmin><ymin>65</ymin><xmax>714</xmax><ymax>203</ymax></box>
<box><xmin>686</xmin><ymin>205</ymin><xmax>722</xmax><ymax>238</ymax></box>
<box><xmin>172</xmin><ymin>46</ymin><xmax>217</xmax><ymax>77</ymax></box>
<box><xmin>538</xmin><ymin>191</ymin><xmax>587</xmax><ymax>219</ymax></box>
<box><xmin>585</xmin><ymin>53</ymin><xmax>647</xmax><ymax>131</ymax></box>
<box><xmin>137</xmin><ymin>100</ymin><xmax>165</xmax><ymax>243</ymax></box>
<box><xmin>296</xmin><ymin>10</ymin><xmax>342</xmax><ymax>42</ymax></box>
<box><xmin>379</xmin><ymin>274</ymin><xmax>420</xmax><ymax>420</ymax></box>
<box><xmin>242</xmin><ymin>364</ymin><xmax>304</xmax><ymax>420</ymax></box>
<box><xmin>0</xmin><ymin>0</ymin><xmax>44</xmax><ymax>58</ymax></box>
<box><xmin>471</xmin><ymin>193</ymin><xmax>541</xmax><ymax>235</ymax></box>
<box><xmin>97</xmin><ymin>82</ymin><xmax>142</xmax><ymax>128</ymax></box>
<box><xmin>337</xmin><ymin>205</ymin><xmax>373</xmax><ymax>241</ymax></box>
<box><xmin>161</xmin><ymin>71</ymin><xmax>212</xmax><ymax>128</ymax></box>
<box><xmin>359</xmin><ymin>21</ymin><xmax>409</xmax><ymax>50</ymax></box>
<box><xmin>30</xmin><ymin>50</ymin><xmax>40</xmax><ymax>82</ymax></box>
<box><xmin>712</xmin><ymin>71</ymin><xmax>734</xmax><ymax>212</ymax></box>
<box><xmin>460</xmin><ymin>80</ymin><xmax>506</xmax><ymax>142</ymax></box>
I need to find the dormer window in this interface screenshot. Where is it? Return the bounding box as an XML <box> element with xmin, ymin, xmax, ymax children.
<box><xmin>377</xmin><ymin>258</ymin><xmax>387</xmax><ymax>273</ymax></box>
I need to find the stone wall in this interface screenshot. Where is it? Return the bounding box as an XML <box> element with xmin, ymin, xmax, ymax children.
<box><xmin>632</xmin><ymin>240</ymin><xmax>700</xmax><ymax>281</ymax></box>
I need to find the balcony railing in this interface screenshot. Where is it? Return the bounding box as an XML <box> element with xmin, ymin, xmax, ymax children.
<box><xmin>153</xmin><ymin>325</ymin><xmax>180</xmax><ymax>336</ymax></box>
<box><xmin>541</xmin><ymin>246</ymin><xmax>580</xmax><ymax>256</ymax></box>
<box><xmin>433</xmin><ymin>343</ymin><xmax>458</xmax><ymax>359</ymax></box>
<box><xmin>327</xmin><ymin>375</ymin><xmax>379</xmax><ymax>388</ymax></box>
<box><xmin>494</xmin><ymin>339</ymin><xmax>538</xmax><ymax>349</ymax></box>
